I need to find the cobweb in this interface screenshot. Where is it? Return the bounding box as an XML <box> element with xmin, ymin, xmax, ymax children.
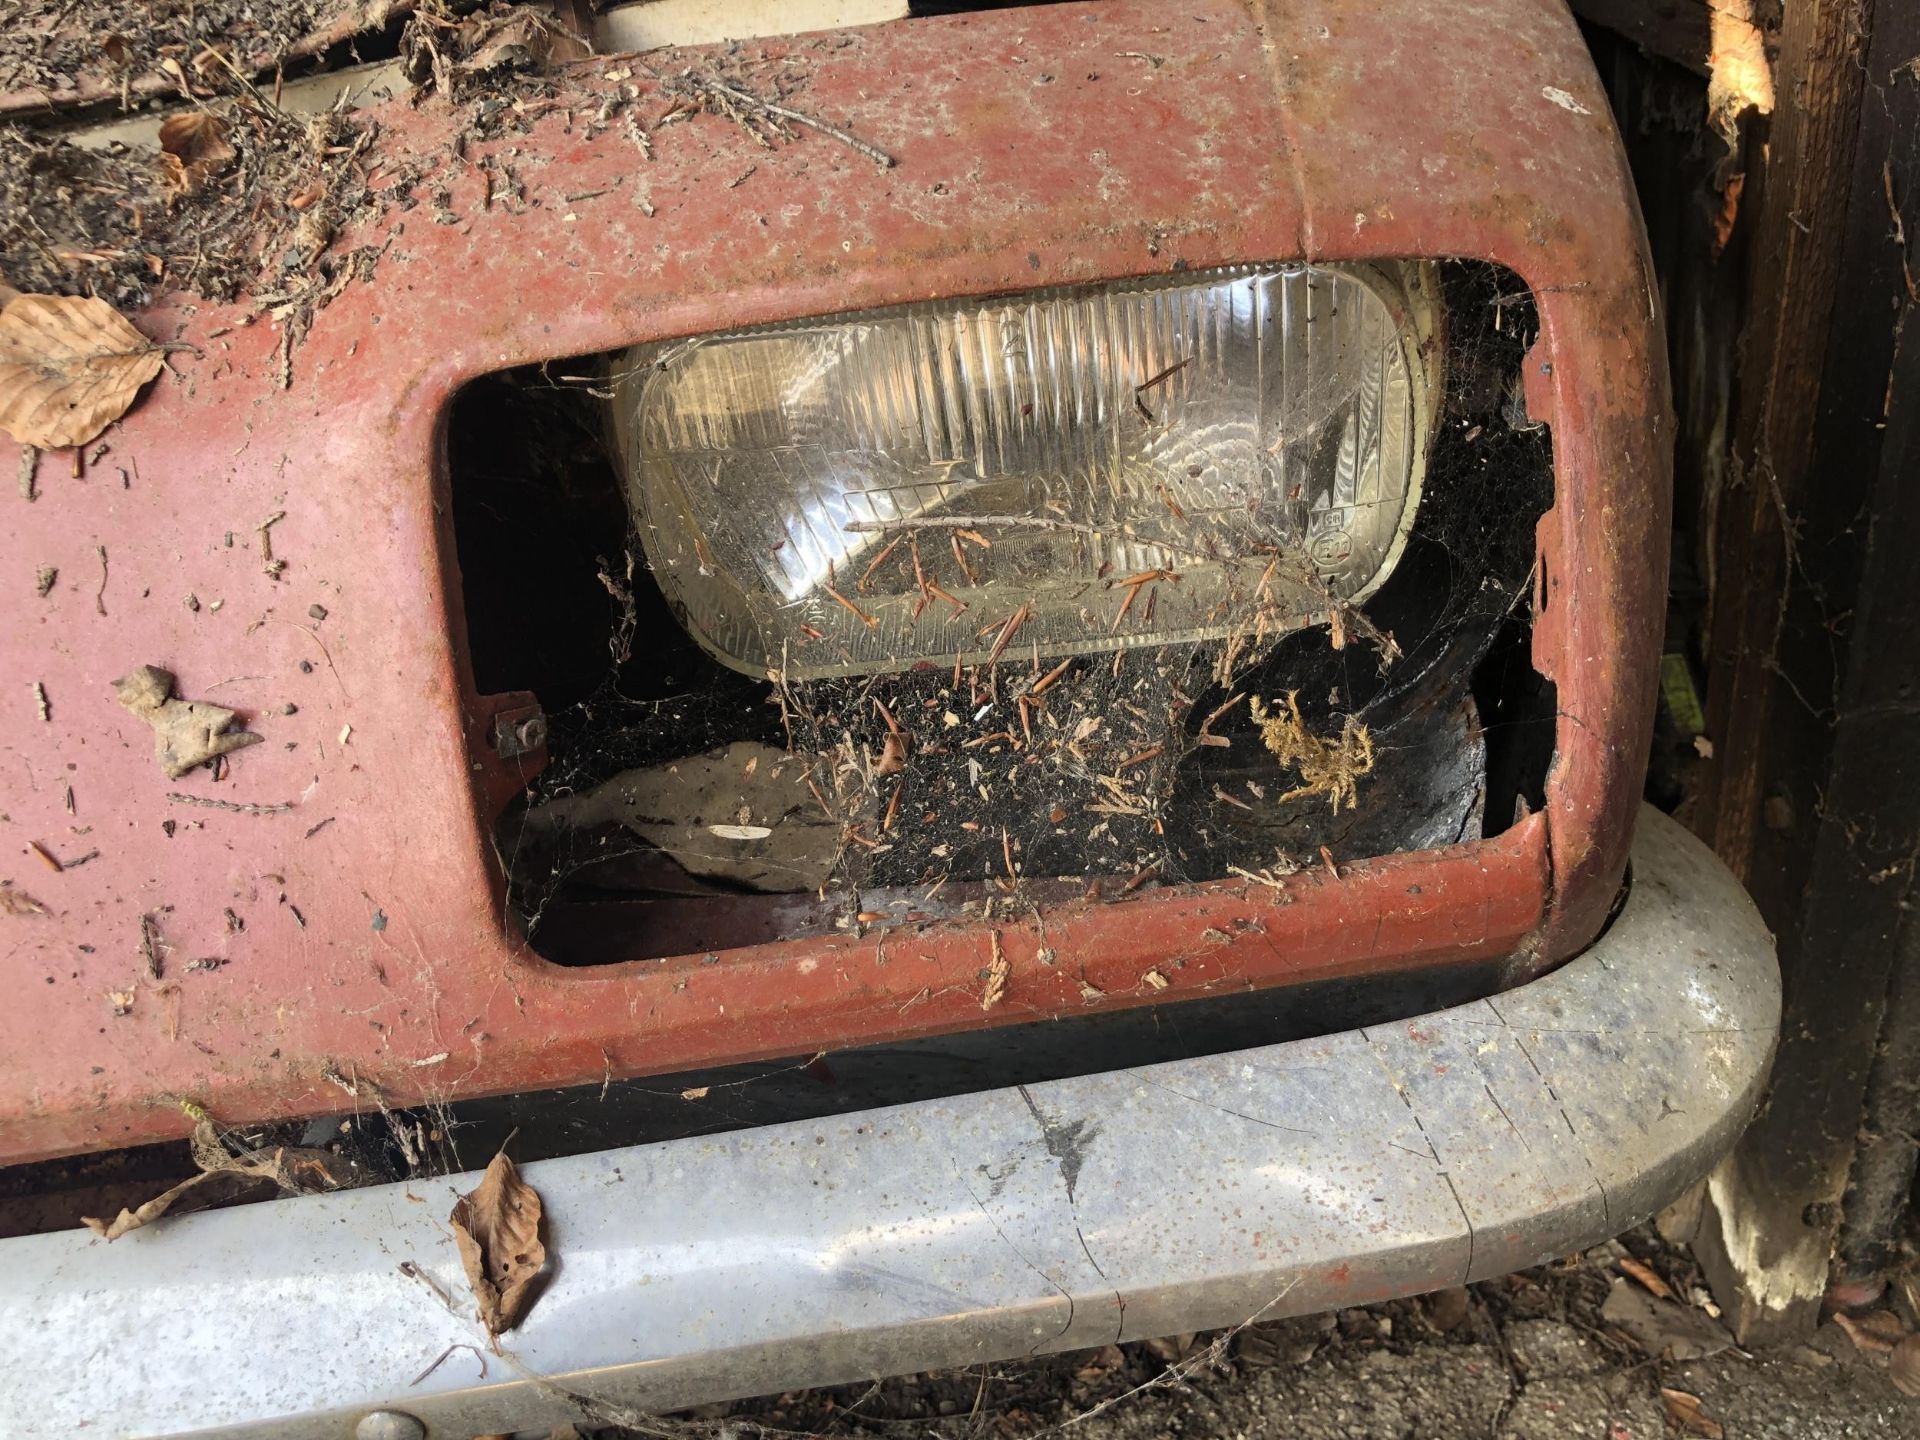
<box><xmin>473</xmin><ymin>261</ymin><xmax>1554</xmax><ymax>966</ymax></box>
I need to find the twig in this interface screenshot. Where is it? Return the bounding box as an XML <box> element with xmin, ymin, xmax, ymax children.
<box><xmin>856</xmin><ymin>534</ymin><xmax>903</xmax><ymax>592</ymax></box>
<box><xmin>1029</xmin><ymin>657</ymin><xmax>1074</xmax><ymax>696</ymax></box>
<box><xmin>410</xmin><ymin>1341</ymin><xmax>488</xmax><ymax>1388</ymax></box>
<box><xmin>257</xmin><ymin>510</ymin><xmax>288</xmax><ymax>580</ymax></box>
<box><xmin>167</xmin><ymin>793</ymin><xmax>295</xmax><ymax>815</ymax></box>
<box><xmin>690</xmin><ymin>74</ymin><xmax>896</xmax><ymax>168</ymax></box>
<box><xmin>986</xmin><ymin>602</ymin><xmax>1032</xmax><ymax>666</ymax></box>
<box><xmin>396</xmin><ymin>1260</ymin><xmax>459</xmax><ymax>1314</ymax></box>
<box><xmin>1135</xmin><ymin>356</ymin><xmax>1191</xmax><ymax>394</ymax></box>
<box><xmin>823</xmin><ymin>583</ymin><xmax>878</xmax><ymax>628</ymax></box>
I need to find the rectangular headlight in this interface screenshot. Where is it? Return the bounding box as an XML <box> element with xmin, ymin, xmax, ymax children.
<box><xmin>613</xmin><ymin>263</ymin><xmax>1437</xmax><ymax>679</ymax></box>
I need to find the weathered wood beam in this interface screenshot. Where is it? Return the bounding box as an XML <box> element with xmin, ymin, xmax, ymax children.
<box><xmin>1684</xmin><ymin>0</ymin><xmax>1920</xmax><ymax>1344</ymax></box>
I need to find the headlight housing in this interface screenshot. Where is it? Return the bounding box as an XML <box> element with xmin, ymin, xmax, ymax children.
<box><xmin>614</xmin><ymin>262</ymin><xmax>1439</xmax><ymax>678</ymax></box>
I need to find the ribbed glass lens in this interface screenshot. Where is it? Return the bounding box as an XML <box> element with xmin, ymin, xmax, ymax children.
<box><xmin>615</xmin><ymin>263</ymin><xmax>1435</xmax><ymax>678</ymax></box>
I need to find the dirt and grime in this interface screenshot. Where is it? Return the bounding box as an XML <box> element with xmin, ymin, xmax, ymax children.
<box><xmin>600</xmin><ymin>1227</ymin><xmax>1920</xmax><ymax>1440</ymax></box>
<box><xmin>0</xmin><ymin>3</ymin><xmax>912</xmax><ymax>397</ymax></box>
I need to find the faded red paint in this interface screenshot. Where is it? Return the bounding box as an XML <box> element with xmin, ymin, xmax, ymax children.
<box><xmin>0</xmin><ymin>0</ymin><xmax>1666</xmax><ymax>1164</ymax></box>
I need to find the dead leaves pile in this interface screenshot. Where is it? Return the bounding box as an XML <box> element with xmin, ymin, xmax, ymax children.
<box><xmin>0</xmin><ymin>287</ymin><xmax>165</xmax><ymax>449</ymax></box>
<box><xmin>450</xmin><ymin>1150</ymin><xmax>547</xmax><ymax>1338</ymax></box>
<box><xmin>399</xmin><ymin>1</ymin><xmax>588</xmax><ymax>99</ymax></box>
<box><xmin>114</xmin><ymin>664</ymin><xmax>263</xmax><ymax>779</ymax></box>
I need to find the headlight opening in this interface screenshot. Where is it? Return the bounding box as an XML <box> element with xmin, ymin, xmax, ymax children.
<box><xmin>449</xmin><ymin>261</ymin><xmax>1553</xmax><ymax>967</ymax></box>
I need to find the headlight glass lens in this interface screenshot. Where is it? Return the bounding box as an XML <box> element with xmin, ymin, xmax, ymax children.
<box><xmin>615</xmin><ymin>263</ymin><xmax>1436</xmax><ymax>678</ymax></box>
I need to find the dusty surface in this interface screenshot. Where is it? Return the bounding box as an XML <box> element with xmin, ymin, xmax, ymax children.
<box><xmin>648</xmin><ymin>1231</ymin><xmax>1920</xmax><ymax>1440</ymax></box>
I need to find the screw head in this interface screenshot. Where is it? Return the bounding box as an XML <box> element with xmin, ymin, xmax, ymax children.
<box><xmin>355</xmin><ymin>1412</ymin><xmax>427</xmax><ymax>1440</ymax></box>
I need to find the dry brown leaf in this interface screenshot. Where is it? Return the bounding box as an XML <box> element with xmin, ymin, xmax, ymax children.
<box><xmin>157</xmin><ymin>112</ymin><xmax>236</xmax><ymax>196</ymax></box>
<box><xmin>1891</xmin><ymin>1334</ymin><xmax>1920</xmax><ymax>1397</ymax></box>
<box><xmin>402</xmin><ymin>6</ymin><xmax>589</xmax><ymax>93</ymax></box>
<box><xmin>1617</xmin><ymin>1255</ymin><xmax>1676</xmax><ymax>1301</ymax></box>
<box><xmin>85</xmin><ymin>1169</ymin><xmax>223</xmax><ymax>1240</ymax></box>
<box><xmin>1660</xmin><ymin>1388</ymin><xmax>1725</xmax><ymax>1440</ymax></box>
<box><xmin>114</xmin><ymin>665</ymin><xmax>263</xmax><ymax>780</ymax></box>
<box><xmin>0</xmin><ymin>294</ymin><xmax>166</xmax><ymax>449</ymax></box>
<box><xmin>1834</xmin><ymin>1309</ymin><xmax>1904</xmax><ymax>1354</ymax></box>
<box><xmin>450</xmin><ymin>1150</ymin><xmax>547</xmax><ymax>1337</ymax></box>
<box><xmin>83</xmin><ymin>1117</ymin><xmax>342</xmax><ymax>1240</ymax></box>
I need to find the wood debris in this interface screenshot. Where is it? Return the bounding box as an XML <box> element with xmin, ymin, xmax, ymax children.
<box><xmin>659</xmin><ymin>69</ymin><xmax>896</xmax><ymax>169</ymax></box>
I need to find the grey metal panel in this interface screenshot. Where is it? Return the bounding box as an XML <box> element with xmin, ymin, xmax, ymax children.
<box><xmin>0</xmin><ymin>808</ymin><xmax>1778</xmax><ymax>1439</ymax></box>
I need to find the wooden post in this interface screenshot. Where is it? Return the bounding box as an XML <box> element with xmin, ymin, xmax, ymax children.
<box><xmin>1684</xmin><ymin>0</ymin><xmax>1920</xmax><ymax>1342</ymax></box>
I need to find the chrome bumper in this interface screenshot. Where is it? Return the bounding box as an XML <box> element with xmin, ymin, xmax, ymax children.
<box><xmin>0</xmin><ymin>808</ymin><xmax>1777</xmax><ymax>1439</ymax></box>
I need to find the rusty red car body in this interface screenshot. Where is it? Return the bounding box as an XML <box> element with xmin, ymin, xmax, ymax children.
<box><xmin>0</xmin><ymin>0</ymin><xmax>1669</xmax><ymax>1165</ymax></box>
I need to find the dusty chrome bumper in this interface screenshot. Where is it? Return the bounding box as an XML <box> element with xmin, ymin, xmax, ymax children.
<box><xmin>0</xmin><ymin>808</ymin><xmax>1776</xmax><ymax>1439</ymax></box>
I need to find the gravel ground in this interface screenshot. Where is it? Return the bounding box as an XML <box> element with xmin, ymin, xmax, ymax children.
<box><xmin>671</xmin><ymin>1228</ymin><xmax>1920</xmax><ymax>1440</ymax></box>
<box><xmin>1052</xmin><ymin>1312</ymin><xmax>1914</xmax><ymax>1440</ymax></box>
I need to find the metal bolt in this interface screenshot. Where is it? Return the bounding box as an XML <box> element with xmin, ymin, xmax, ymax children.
<box><xmin>355</xmin><ymin>1412</ymin><xmax>427</xmax><ymax>1440</ymax></box>
<box><xmin>490</xmin><ymin>707</ymin><xmax>548</xmax><ymax>759</ymax></box>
